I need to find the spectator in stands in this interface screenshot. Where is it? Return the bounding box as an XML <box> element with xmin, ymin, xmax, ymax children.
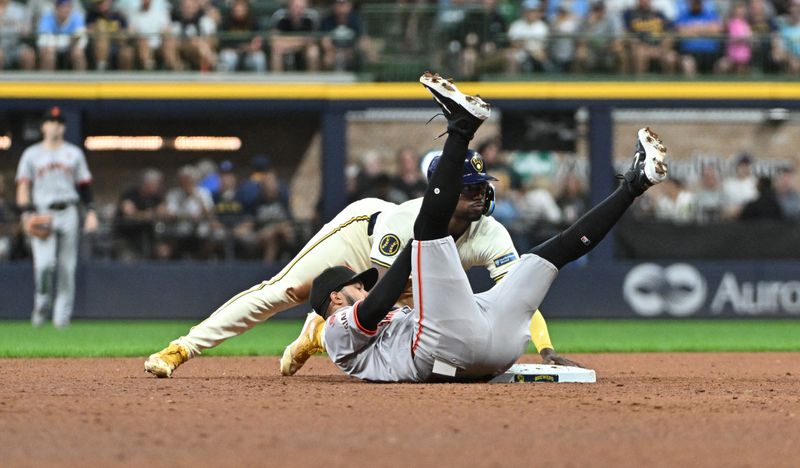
<box><xmin>549</xmin><ymin>4</ymin><xmax>581</xmax><ymax>72</ymax></box>
<box><xmin>721</xmin><ymin>153</ymin><xmax>758</xmax><ymax>219</ymax></box>
<box><xmin>37</xmin><ymin>0</ymin><xmax>87</xmax><ymax>71</ymax></box>
<box><xmin>556</xmin><ymin>173</ymin><xmax>589</xmax><ymax>225</ymax></box>
<box><xmin>166</xmin><ymin>0</ymin><xmax>218</xmax><ymax>71</ymax></box>
<box><xmin>237</xmin><ymin>154</ymin><xmax>289</xmax><ymax>212</ymax></box>
<box><xmin>348</xmin><ymin>151</ymin><xmax>387</xmax><ymax>202</ymax></box>
<box><xmin>716</xmin><ymin>1</ymin><xmax>753</xmax><ymax>74</ymax></box>
<box><xmin>518</xmin><ymin>177</ymin><xmax>562</xmax><ymax>248</ymax></box>
<box><xmin>506</xmin><ymin>0</ymin><xmax>552</xmax><ymax>73</ymax></box>
<box><xmin>477</xmin><ymin>138</ymin><xmax>522</xmax><ymax>190</ymax></box>
<box><xmin>270</xmin><ymin>0</ymin><xmax>320</xmax><ymax>72</ymax></box>
<box><xmin>775</xmin><ymin>1</ymin><xmax>800</xmax><ymax>73</ymax></box>
<box><xmin>675</xmin><ymin>0</ymin><xmax>722</xmax><ymax>77</ymax></box>
<box><xmin>86</xmin><ymin>0</ymin><xmax>134</xmax><ymax>71</ymax></box>
<box><xmin>489</xmin><ymin>173</ymin><xmax>521</xmax><ymax>240</ymax></box>
<box><xmin>461</xmin><ymin>0</ymin><xmax>508</xmax><ymax>76</ymax></box>
<box><xmin>320</xmin><ymin>0</ymin><xmax>366</xmax><ymax>72</ymax></box>
<box><xmin>0</xmin><ymin>0</ymin><xmax>35</xmax><ymax>70</ymax></box>
<box><xmin>653</xmin><ymin>178</ymin><xmax>696</xmax><ymax>223</ymax></box>
<box><xmin>740</xmin><ymin>176</ymin><xmax>784</xmax><ymax>220</ymax></box>
<box><xmin>545</xmin><ymin>0</ymin><xmax>591</xmax><ymax>22</ymax></box>
<box><xmin>749</xmin><ymin>0</ymin><xmax>780</xmax><ymax>73</ymax></box>
<box><xmin>774</xmin><ymin>166</ymin><xmax>800</xmax><ymax>219</ymax></box>
<box><xmin>623</xmin><ymin>0</ymin><xmax>678</xmax><ymax>74</ymax></box>
<box><xmin>693</xmin><ymin>163</ymin><xmax>724</xmax><ymax>223</ymax></box>
<box><xmin>115</xmin><ymin>168</ymin><xmax>166</xmax><ymax>260</ymax></box>
<box><xmin>574</xmin><ymin>1</ymin><xmax>626</xmax><ymax>73</ymax></box>
<box><xmin>363</xmin><ymin>172</ymin><xmax>407</xmax><ymax>204</ymax></box>
<box><xmin>28</xmin><ymin>0</ymin><xmax>85</xmax><ymax>28</ymax></box>
<box><xmin>127</xmin><ymin>0</ymin><xmax>172</xmax><ymax>70</ymax></box>
<box><xmin>242</xmin><ymin>171</ymin><xmax>295</xmax><ymax>262</ymax></box>
<box><xmin>164</xmin><ymin>165</ymin><xmax>216</xmax><ymax>259</ymax></box>
<box><xmin>210</xmin><ymin>160</ymin><xmax>248</xmax><ymax>259</ymax></box>
<box><xmin>197</xmin><ymin>158</ymin><xmax>221</xmax><ymax>197</ymax></box>
<box><xmin>393</xmin><ymin>147</ymin><xmax>427</xmax><ymax>201</ymax></box>
<box><xmin>218</xmin><ymin>0</ymin><xmax>266</xmax><ymax>72</ymax></box>
<box><xmin>433</xmin><ymin>0</ymin><xmax>472</xmax><ymax>74</ymax></box>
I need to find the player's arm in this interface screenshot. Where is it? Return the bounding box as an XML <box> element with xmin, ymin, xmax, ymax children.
<box><xmin>16</xmin><ymin>179</ymin><xmax>32</xmax><ymax>209</ymax></box>
<box><xmin>356</xmin><ymin>243</ymin><xmax>413</xmax><ymax>331</ymax></box>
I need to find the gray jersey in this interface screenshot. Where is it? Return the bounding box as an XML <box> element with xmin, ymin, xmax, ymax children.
<box><xmin>324</xmin><ymin>303</ymin><xmax>419</xmax><ymax>382</ymax></box>
<box><xmin>15</xmin><ymin>142</ymin><xmax>92</xmax><ymax>209</ymax></box>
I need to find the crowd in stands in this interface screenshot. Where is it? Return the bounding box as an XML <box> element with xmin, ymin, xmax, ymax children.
<box><xmin>1</xmin><ymin>140</ymin><xmax>800</xmax><ymax>261</ymax></box>
<box><xmin>1</xmin><ymin>0</ymin><xmax>800</xmax><ymax>76</ymax></box>
<box><xmin>633</xmin><ymin>153</ymin><xmax>800</xmax><ymax>224</ymax></box>
<box><xmin>111</xmin><ymin>155</ymin><xmax>296</xmax><ymax>261</ymax></box>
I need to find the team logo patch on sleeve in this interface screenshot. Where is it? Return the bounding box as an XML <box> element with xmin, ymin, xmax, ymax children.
<box><xmin>493</xmin><ymin>253</ymin><xmax>517</xmax><ymax>268</ymax></box>
<box><xmin>379</xmin><ymin>234</ymin><xmax>401</xmax><ymax>256</ymax></box>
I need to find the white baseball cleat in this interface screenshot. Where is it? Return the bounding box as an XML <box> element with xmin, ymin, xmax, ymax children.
<box><xmin>622</xmin><ymin>127</ymin><xmax>668</xmax><ymax>195</ymax></box>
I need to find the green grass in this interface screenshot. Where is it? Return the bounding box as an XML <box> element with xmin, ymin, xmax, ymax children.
<box><xmin>0</xmin><ymin>319</ymin><xmax>798</xmax><ymax>358</ymax></box>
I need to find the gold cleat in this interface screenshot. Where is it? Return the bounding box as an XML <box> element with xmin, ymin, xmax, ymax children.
<box><xmin>144</xmin><ymin>343</ymin><xmax>189</xmax><ymax>378</ymax></box>
<box><xmin>280</xmin><ymin>312</ymin><xmax>326</xmax><ymax>376</ymax></box>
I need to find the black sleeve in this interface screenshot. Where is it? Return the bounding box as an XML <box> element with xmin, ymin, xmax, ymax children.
<box><xmin>355</xmin><ymin>243</ymin><xmax>413</xmax><ymax>331</ymax></box>
<box><xmin>77</xmin><ymin>182</ymin><xmax>95</xmax><ymax>209</ymax></box>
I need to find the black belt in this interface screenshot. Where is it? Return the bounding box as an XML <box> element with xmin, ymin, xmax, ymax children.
<box><xmin>48</xmin><ymin>201</ymin><xmax>75</xmax><ymax>211</ymax></box>
<box><xmin>367</xmin><ymin>211</ymin><xmax>381</xmax><ymax>236</ymax></box>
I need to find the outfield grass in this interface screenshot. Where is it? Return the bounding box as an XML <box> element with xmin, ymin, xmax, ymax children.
<box><xmin>0</xmin><ymin>319</ymin><xmax>798</xmax><ymax>358</ymax></box>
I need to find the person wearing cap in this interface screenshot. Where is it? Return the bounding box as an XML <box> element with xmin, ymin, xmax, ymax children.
<box><xmin>15</xmin><ymin>107</ymin><xmax>99</xmax><ymax>328</ymax></box>
<box><xmin>37</xmin><ymin>0</ymin><xmax>88</xmax><ymax>71</ymax></box>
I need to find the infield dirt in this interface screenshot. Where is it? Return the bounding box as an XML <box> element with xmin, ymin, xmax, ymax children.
<box><xmin>2</xmin><ymin>353</ymin><xmax>799</xmax><ymax>468</ymax></box>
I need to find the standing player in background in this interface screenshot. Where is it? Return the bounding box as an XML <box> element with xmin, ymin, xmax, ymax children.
<box><xmin>144</xmin><ymin>125</ymin><xmax>576</xmax><ymax>378</ymax></box>
<box><xmin>16</xmin><ymin>107</ymin><xmax>99</xmax><ymax>328</ymax></box>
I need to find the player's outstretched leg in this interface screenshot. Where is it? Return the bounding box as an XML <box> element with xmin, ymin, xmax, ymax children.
<box><xmin>529</xmin><ymin>127</ymin><xmax>668</xmax><ymax>269</ymax></box>
<box><xmin>415</xmin><ymin>72</ymin><xmax>490</xmax><ymax>241</ymax></box>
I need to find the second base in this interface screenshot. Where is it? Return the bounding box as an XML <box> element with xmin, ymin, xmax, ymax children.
<box><xmin>489</xmin><ymin>364</ymin><xmax>596</xmax><ymax>383</ymax></box>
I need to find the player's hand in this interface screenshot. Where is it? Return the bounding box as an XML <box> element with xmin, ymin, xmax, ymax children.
<box><xmin>84</xmin><ymin>210</ymin><xmax>99</xmax><ymax>234</ymax></box>
<box><xmin>540</xmin><ymin>348</ymin><xmax>582</xmax><ymax>368</ymax></box>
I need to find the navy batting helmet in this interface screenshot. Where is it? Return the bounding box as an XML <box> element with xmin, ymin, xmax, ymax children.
<box><xmin>425</xmin><ymin>150</ymin><xmax>497</xmax><ymax>216</ymax></box>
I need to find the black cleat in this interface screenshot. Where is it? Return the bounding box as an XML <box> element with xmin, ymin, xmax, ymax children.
<box><xmin>419</xmin><ymin>71</ymin><xmax>491</xmax><ymax>140</ymax></box>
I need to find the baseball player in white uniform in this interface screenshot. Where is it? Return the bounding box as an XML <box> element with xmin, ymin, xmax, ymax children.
<box><xmin>16</xmin><ymin>106</ymin><xmax>99</xmax><ymax>328</ymax></box>
<box><xmin>143</xmin><ymin>102</ymin><xmax>573</xmax><ymax>378</ymax></box>
<box><xmin>316</xmin><ymin>72</ymin><xmax>668</xmax><ymax>382</ymax></box>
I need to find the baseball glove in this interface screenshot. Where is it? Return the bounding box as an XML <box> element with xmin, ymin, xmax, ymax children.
<box><xmin>23</xmin><ymin>213</ymin><xmax>53</xmax><ymax>239</ymax></box>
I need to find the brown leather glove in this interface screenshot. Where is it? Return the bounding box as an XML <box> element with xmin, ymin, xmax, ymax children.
<box><xmin>23</xmin><ymin>213</ymin><xmax>54</xmax><ymax>239</ymax></box>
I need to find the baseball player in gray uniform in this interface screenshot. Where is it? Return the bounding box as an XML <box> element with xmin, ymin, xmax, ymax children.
<box><xmin>16</xmin><ymin>107</ymin><xmax>98</xmax><ymax>328</ymax></box>
<box><xmin>314</xmin><ymin>72</ymin><xmax>668</xmax><ymax>382</ymax></box>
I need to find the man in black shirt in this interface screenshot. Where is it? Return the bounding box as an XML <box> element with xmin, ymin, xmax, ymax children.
<box><xmin>270</xmin><ymin>0</ymin><xmax>320</xmax><ymax>71</ymax></box>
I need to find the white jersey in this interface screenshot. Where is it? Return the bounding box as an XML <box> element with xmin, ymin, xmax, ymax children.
<box><xmin>15</xmin><ymin>141</ymin><xmax>92</xmax><ymax>210</ymax></box>
<box><xmin>324</xmin><ymin>303</ymin><xmax>419</xmax><ymax>382</ymax></box>
<box><xmin>371</xmin><ymin>198</ymin><xmax>519</xmax><ymax>282</ymax></box>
